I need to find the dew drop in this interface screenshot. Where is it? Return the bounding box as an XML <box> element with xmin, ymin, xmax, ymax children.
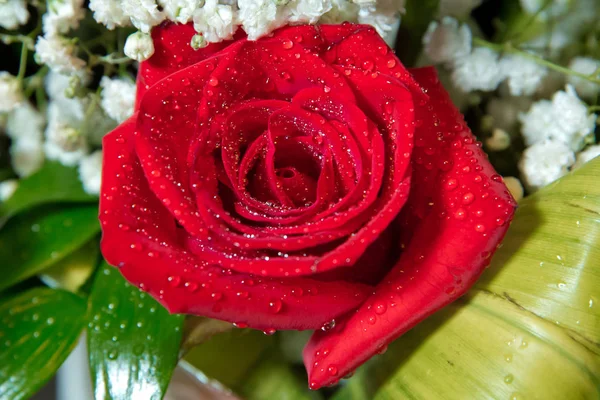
<box><xmin>374</xmin><ymin>302</ymin><xmax>387</xmax><ymax>315</ymax></box>
<box><xmin>167</xmin><ymin>275</ymin><xmax>181</xmax><ymax>287</ymax></box>
<box><xmin>328</xmin><ymin>365</ymin><xmax>338</xmax><ymax>376</ymax></box>
<box><xmin>282</xmin><ymin>39</ymin><xmax>293</xmax><ymax>49</ymax></box>
<box><xmin>268</xmin><ymin>299</ymin><xmax>283</xmax><ymax>314</ymax></box>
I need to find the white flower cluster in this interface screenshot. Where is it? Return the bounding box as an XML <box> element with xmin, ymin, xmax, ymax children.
<box><xmin>423</xmin><ymin>18</ymin><xmax>548</xmax><ymax>95</ymax></box>
<box><xmin>105</xmin><ymin>0</ymin><xmax>405</xmax><ymax>62</ymax></box>
<box><xmin>0</xmin><ymin>71</ymin><xmax>132</xmax><ymax>198</ymax></box>
<box><xmin>0</xmin><ymin>72</ymin><xmax>23</xmax><ymax>112</ymax></box>
<box><xmin>518</xmin><ymin>85</ymin><xmax>597</xmax><ymax>191</ymax></box>
<box><xmin>0</xmin><ymin>0</ymin><xmax>29</xmax><ymax>30</ymax></box>
<box><xmin>6</xmin><ymin>102</ymin><xmax>45</xmax><ymax>178</ymax></box>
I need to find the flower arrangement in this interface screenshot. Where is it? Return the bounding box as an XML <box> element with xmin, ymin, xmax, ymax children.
<box><xmin>0</xmin><ymin>0</ymin><xmax>599</xmax><ymax>399</ymax></box>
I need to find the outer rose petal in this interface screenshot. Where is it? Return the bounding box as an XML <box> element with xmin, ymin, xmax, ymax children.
<box><xmin>100</xmin><ymin>117</ymin><xmax>372</xmax><ymax>330</ymax></box>
<box><xmin>303</xmin><ymin>67</ymin><xmax>517</xmax><ymax>388</ymax></box>
<box><xmin>136</xmin><ymin>22</ymin><xmax>236</xmax><ymax>108</ymax></box>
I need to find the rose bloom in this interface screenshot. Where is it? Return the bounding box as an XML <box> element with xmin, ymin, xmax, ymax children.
<box><xmin>100</xmin><ymin>22</ymin><xmax>516</xmax><ymax>389</ymax></box>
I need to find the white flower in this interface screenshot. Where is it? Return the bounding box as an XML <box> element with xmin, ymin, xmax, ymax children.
<box><xmin>238</xmin><ymin>0</ymin><xmax>286</xmax><ymax>40</ymax></box>
<box><xmin>124</xmin><ymin>31</ymin><xmax>155</xmax><ymax>61</ymax></box>
<box><xmin>100</xmin><ymin>77</ymin><xmax>135</xmax><ymax>123</ymax></box>
<box><xmin>518</xmin><ymin>99</ymin><xmax>554</xmax><ymax>147</ymax></box>
<box><xmin>573</xmin><ymin>144</ymin><xmax>600</xmax><ymax>169</ymax></box>
<box><xmin>485</xmin><ymin>128</ymin><xmax>511</xmax><ymax>151</ymax></box>
<box><xmin>502</xmin><ymin>176</ymin><xmax>524</xmax><ymax>202</ymax></box>
<box><xmin>35</xmin><ymin>36</ymin><xmax>86</xmax><ymax>73</ymax></box>
<box><xmin>89</xmin><ymin>0</ymin><xmax>130</xmax><ymax>29</ymax></box>
<box><xmin>44</xmin><ymin>124</ymin><xmax>89</xmax><ymax>166</ymax></box>
<box><xmin>0</xmin><ymin>0</ymin><xmax>29</xmax><ymax>30</ymax></box>
<box><xmin>0</xmin><ymin>72</ymin><xmax>23</xmax><ymax>112</ymax></box>
<box><xmin>519</xmin><ymin>140</ymin><xmax>575</xmax><ymax>192</ymax></box>
<box><xmin>519</xmin><ymin>0</ymin><xmax>569</xmax><ymax>20</ymax></box>
<box><xmin>160</xmin><ymin>0</ymin><xmax>203</xmax><ymax>24</ymax></box>
<box><xmin>45</xmin><ymin>69</ymin><xmax>90</xmax><ymax>100</ymax></box>
<box><xmin>6</xmin><ymin>102</ymin><xmax>45</xmax><ymax>142</ymax></box>
<box><xmin>321</xmin><ymin>0</ymin><xmax>359</xmax><ymax>23</ymax></box>
<box><xmin>357</xmin><ymin>0</ymin><xmax>403</xmax><ymax>47</ymax></box>
<box><xmin>43</xmin><ymin>0</ymin><xmax>85</xmax><ymax>36</ymax></box>
<box><xmin>544</xmin><ymin>85</ymin><xmax>595</xmax><ymax>150</ymax></box>
<box><xmin>121</xmin><ymin>0</ymin><xmax>165</xmax><ymax>32</ymax></box>
<box><xmin>10</xmin><ymin>138</ymin><xmax>45</xmax><ymax>177</ymax></box>
<box><xmin>422</xmin><ymin>17</ymin><xmax>471</xmax><ymax>65</ymax></box>
<box><xmin>78</xmin><ymin>150</ymin><xmax>103</xmax><ymax>195</ymax></box>
<box><xmin>550</xmin><ymin>86</ymin><xmax>596</xmax><ymax>148</ymax></box>
<box><xmin>499</xmin><ymin>54</ymin><xmax>547</xmax><ymax>96</ymax></box>
<box><xmin>44</xmin><ymin>101</ymin><xmax>89</xmax><ymax>166</ymax></box>
<box><xmin>193</xmin><ymin>0</ymin><xmax>238</xmax><ymax>43</ymax></box>
<box><xmin>438</xmin><ymin>0</ymin><xmax>482</xmax><ymax>17</ymax></box>
<box><xmin>567</xmin><ymin>57</ymin><xmax>600</xmax><ymax>100</ymax></box>
<box><xmin>451</xmin><ymin>47</ymin><xmax>503</xmax><ymax>92</ymax></box>
<box><xmin>288</xmin><ymin>0</ymin><xmax>332</xmax><ymax>24</ymax></box>
<box><xmin>0</xmin><ymin>179</ymin><xmax>18</xmax><ymax>202</ymax></box>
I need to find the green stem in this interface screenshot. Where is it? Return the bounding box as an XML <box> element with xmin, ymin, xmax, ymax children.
<box><xmin>16</xmin><ymin>44</ymin><xmax>29</xmax><ymax>82</ymax></box>
<box><xmin>473</xmin><ymin>37</ymin><xmax>600</xmax><ymax>85</ymax></box>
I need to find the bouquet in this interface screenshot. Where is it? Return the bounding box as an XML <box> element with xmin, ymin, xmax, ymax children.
<box><xmin>0</xmin><ymin>0</ymin><xmax>599</xmax><ymax>399</ymax></box>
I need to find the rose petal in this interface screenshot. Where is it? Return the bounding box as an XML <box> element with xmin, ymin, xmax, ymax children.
<box><xmin>100</xmin><ymin>117</ymin><xmax>373</xmax><ymax>330</ymax></box>
<box><xmin>136</xmin><ymin>22</ymin><xmax>236</xmax><ymax>107</ymax></box>
<box><xmin>303</xmin><ymin>67</ymin><xmax>517</xmax><ymax>389</ymax></box>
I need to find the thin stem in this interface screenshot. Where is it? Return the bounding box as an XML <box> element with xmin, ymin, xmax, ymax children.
<box><xmin>16</xmin><ymin>44</ymin><xmax>29</xmax><ymax>82</ymax></box>
<box><xmin>473</xmin><ymin>37</ymin><xmax>600</xmax><ymax>85</ymax></box>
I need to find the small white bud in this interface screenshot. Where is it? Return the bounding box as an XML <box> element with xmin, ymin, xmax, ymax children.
<box><xmin>0</xmin><ymin>180</ymin><xmax>19</xmax><ymax>202</ymax></box>
<box><xmin>190</xmin><ymin>34</ymin><xmax>208</xmax><ymax>50</ymax></box>
<box><xmin>485</xmin><ymin>128</ymin><xmax>511</xmax><ymax>151</ymax></box>
<box><xmin>124</xmin><ymin>31</ymin><xmax>155</xmax><ymax>61</ymax></box>
<box><xmin>502</xmin><ymin>176</ymin><xmax>524</xmax><ymax>202</ymax></box>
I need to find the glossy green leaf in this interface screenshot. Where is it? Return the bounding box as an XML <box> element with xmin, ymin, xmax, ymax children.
<box><xmin>0</xmin><ymin>162</ymin><xmax>96</xmax><ymax>222</ymax></box>
<box><xmin>334</xmin><ymin>158</ymin><xmax>600</xmax><ymax>399</ymax></box>
<box><xmin>0</xmin><ymin>205</ymin><xmax>101</xmax><ymax>293</ymax></box>
<box><xmin>239</xmin><ymin>353</ymin><xmax>323</xmax><ymax>400</ymax></box>
<box><xmin>40</xmin><ymin>240</ymin><xmax>99</xmax><ymax>293</ymax></box>
<box><xmin>0</xmin><ymin>288</ymin><xmax>86</xmax><ymax>400</ymax></box>
<box><xmin>184</xmin><ymin>330</ymin><xmax>272</xmax><ymax>389</ymax></box>
<box><xmin>87</xmin><ymin>263</ymin><xmax>185</xmax><ymax>400</ymax></box>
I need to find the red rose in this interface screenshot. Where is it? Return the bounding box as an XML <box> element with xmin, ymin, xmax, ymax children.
<box><xmin>100</xmin><ymin>22</ymin><xmax>516</xmax><ymax>389</ymax></box>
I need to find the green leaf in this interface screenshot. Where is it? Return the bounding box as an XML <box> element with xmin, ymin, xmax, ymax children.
<box><xmin>0</xmin><ymin>205</ymin><xmax>101</xmax><ymax>293</ymax></box>
<box><xmin>184</xmin><ymin>330</ymin><xmax>273</xmax><ymax>389</ymax></box>
<box><xmin>39</xmin><ymin>240</ymin><xmax>99</xmax><ymax>293</ymax></box>
<box><xmin>0</xmin><ymin>288</ymin><xmax>86</xmax><ymax>400</ymax></box>
<box><xmin>395</xmin><ymin>0</ymin><xmax>440</xmax><ymax>66</ymax></box>
<box><xmin>0</xmin><ymin>162</ymin><xmax>96</xmax><ymax>221</ymax></box>
<box><xmin>239</xmin><ymin>353</ymin><xmax>323</xmax><ymax>400</ymax></box>
<box><xmin>87</xmin><ymin>263</ymin><xmax>185</xmax><ymax>400</ymax></box>
<box><xmin>341</xmin><ymin>291</ymin><xmax>600</xmax><ymax>400</ymax></box>
<box><xmin>476</xmin><ymin>158</ymin><xmax>600</xmax><ymax>345</ymax></box>
<box><xmin>335</xmin><ymin>158</ymin><xmax>600</xmax><ymax>399</ymax></box>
